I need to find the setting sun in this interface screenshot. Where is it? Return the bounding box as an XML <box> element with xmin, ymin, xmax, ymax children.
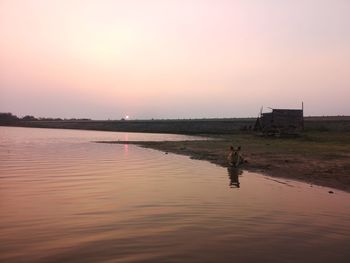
<box><xmin>1</xmin><ymin>0</ymin><xmax>349</xmax><ymax>119</ymax></box>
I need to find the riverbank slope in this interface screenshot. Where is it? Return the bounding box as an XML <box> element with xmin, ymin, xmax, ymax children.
<box><xmin>98</xmin><ymin>131</ymin><xmax>350</xmax><ymax>192</ymax></box>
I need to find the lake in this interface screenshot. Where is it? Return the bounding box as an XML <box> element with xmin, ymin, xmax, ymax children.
<box><xmin>1</xmin><ymin>127</ymin><xmax>350</xmax><ymax>263</ymax></box>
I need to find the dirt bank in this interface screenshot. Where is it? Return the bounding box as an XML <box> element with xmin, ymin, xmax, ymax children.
<box><xmin>98</xmin><ymin>132</ymin><xmax>350</xmax><ymax>192</ymax></box>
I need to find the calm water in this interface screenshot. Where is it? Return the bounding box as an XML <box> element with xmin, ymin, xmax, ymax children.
<box><xmin>1</xmin><ymin>127</ymin><xmax>350</xmax><ymax>263</ymax></box>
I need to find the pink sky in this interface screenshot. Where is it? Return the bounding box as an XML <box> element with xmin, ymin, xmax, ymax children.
<box><xmin>0</xmin><ymin>0</ymin><xmax>349</xmax><ymax>119</ymax></box>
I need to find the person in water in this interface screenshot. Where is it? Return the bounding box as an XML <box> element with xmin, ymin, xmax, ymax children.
<box><xmin>227</xmin><ymin>145</ymin><xmax>243</xmax><ymax>167</ymax></box>
<box><xmin>227</xmin><ymin>146</ymin><xmax>235</xmax><ymax>166</ymax></box>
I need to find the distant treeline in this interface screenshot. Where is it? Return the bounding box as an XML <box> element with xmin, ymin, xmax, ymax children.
<box><xmin>0</xmin><ymin>112</ymin><xmax>91</xmax><ymax>124</ymax></box>
<box><xmin>1</xmin><ymin>112</ymin><xmax>349</xmax><ymax>134</ymax></box>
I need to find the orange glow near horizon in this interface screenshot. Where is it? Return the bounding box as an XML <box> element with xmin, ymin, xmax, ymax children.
<box><xmin>0</xmin><ymin>0</ymin><xmax>349</xmax><ymax>119</ymax></box>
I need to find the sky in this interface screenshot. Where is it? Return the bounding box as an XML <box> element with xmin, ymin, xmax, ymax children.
<box><xmin>0</xmin><ymin>0</ymin><xmax>349</xmax><ymax>119</ymax></box>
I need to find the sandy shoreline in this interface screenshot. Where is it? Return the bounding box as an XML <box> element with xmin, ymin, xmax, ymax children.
<box><xmin>98</xmin><ymin>132</ymin><xmax>350</xmax><ymax>192</ymax></box>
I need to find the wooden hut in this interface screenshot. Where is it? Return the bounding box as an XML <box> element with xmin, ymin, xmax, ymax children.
<box><xmin>254</xmin><ymin>106</ymin><xmax>304</xmax><ymax>135</ymax></box>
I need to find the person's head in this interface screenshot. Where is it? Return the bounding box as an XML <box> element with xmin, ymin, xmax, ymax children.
<box><xmin>237</xmin><ymin>146</ymin><xmax>241</xmax><ymax>151</ymax></box>
<box><xmin>230</xmin><ymin>146</ymin><xmax>234</xmax><ymax>151</ymax></box>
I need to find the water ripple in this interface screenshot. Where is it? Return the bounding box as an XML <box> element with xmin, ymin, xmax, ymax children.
<box><xmin>1</xmin><ymin>127</ymin><xmax>350</xmax><ymax>263</ymax></box>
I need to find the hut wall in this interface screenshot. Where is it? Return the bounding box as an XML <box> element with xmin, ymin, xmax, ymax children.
<box><xmin>261</xmin><ymin>113</ymin><xmax>273</xmax><ymax>130</ymax></box>
<box><xmin>258</xmin><ymin>109</ymin><xmax>304</xmax><ymax>134</ymax></box>
<box><xmin>272</xmin><ymin>110</ymin><xmax>303</xmax><ymax>130</ymax></box>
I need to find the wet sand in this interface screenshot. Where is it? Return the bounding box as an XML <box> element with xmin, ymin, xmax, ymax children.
<box><xmin>98</xmin><ymin>132</ymin><xmax>350</xmax><ymax>192</ymax></box>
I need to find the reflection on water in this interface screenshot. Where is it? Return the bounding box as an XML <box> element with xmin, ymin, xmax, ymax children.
<box><xmin>227</xmin><ymin>167</ymin><xmax>242</xmax><ymax>188</ymax></box>
<box><xmin>1</xmin><ymin>127</ymin><xmax>350</xmax><ymax>263</ymax></box>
